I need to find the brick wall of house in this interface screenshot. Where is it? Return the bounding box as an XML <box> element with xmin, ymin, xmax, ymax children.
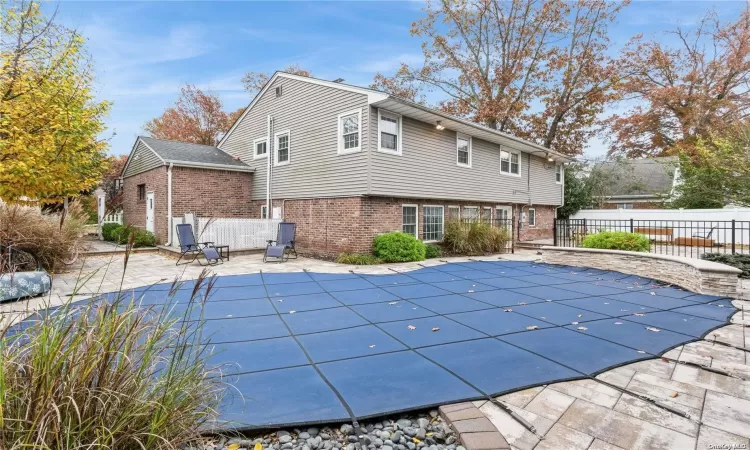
<box><xmin>268</xmin><ymin>196</ymin><xmax>556</xmax><ymax>255</ymax></box>
<box><xmin>171</xmin><ymin>167</ymin><xmax>253</xmax><ymax>218</ymax></box>
<box><xmin>123</xmin><ymin>167</ymin><xmax>253</xmax><ymax>244</ymax></box>
<box><xmin>518</xmin><ymin>205</ymin><xmax>556</xmax><ymax>241</ymax></box>
<box><xmin>122</xmin><ymin>167</ymin><xmax>168</xmax><ymax>243</ymax></box>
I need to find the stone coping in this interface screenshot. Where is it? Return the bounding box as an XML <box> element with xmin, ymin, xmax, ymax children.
<box><xmin>541</xmin><ymin>246</ymin><xmax>742</xmax><ymax>275</ymax></box>
<box><xmin>439</xmin><ymin>403</ymin><xmax>510</xmax><ymax>450</ymax></box>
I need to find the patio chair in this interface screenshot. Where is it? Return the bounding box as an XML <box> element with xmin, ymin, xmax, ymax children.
<box><xmin>264</xmin><ymin>222</ymin><xmax>297</xmax><ymax>263</ymax></box>
<box><xmin>692</xmin><ymin>227</ymin><xmax>715</xmax><ymax>239</ymax></box>
<box><xmin>175</xmin><ymin>223</ymin><xmax>224</xmax><ymax>266</ymax></box>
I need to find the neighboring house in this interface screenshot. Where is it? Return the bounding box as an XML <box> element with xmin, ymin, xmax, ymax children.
<box><xmin>121</xmin><ymin>72</ymin><xmax>573</xmax><ymax>252</ymax></box>
<box><xmin>120</xmin><ymin>137</ymin><xmax>253</xmax><ymax>243</ymax></box>
<box><xmin>593</xmin><ymin>156</ymin><xmax>681</xmax><ymax>209</ymax></box>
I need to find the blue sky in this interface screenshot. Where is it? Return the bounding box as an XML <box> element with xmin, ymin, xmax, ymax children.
<box><xmin>52</xmin><ymin>1</ymin><xmax>746</xmax><ymax>157</ymax></box>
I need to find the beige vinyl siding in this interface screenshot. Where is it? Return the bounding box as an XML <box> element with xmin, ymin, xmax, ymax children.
<box><xmin>219</xmin><ymin>77</ymin><xmax>370</xmax><ymax>200</ymax></box>
<box><xmin>368</xmin><ymin>114</ymin><xmax>562</xmax><ymax>205</ymax></box>
<box><xmin>123</xmin><ymin>141</ymin><xmax>163</xmax><ymax>178</ymax></box>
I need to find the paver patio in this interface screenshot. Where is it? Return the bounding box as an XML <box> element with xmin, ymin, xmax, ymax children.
<box><xmin>2</xmin><ymin>250</ymin><xmax>748</xmax><ymax>449</ymax></box>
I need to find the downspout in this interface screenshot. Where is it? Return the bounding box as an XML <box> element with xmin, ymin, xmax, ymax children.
<box><xmin>166</xmin><ymin>162</ymin><xmax>173</xmax><ymax>246</ymax></box>
<box><xmin>266</xmin><ymin>115</ymin><xmax>272</xmax><ymax>220</ymax></box>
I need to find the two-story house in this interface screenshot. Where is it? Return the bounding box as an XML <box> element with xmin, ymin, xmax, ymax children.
<box><xmin>121</xmin><ymin>72</ymin><xmax>572</xmax><ymax>254</ymax></box>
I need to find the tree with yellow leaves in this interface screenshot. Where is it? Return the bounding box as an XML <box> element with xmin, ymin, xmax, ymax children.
<box><xmin>0</xmin><ymin>0</ymin><xmax>111</xmax><ymax>204</ymax></box>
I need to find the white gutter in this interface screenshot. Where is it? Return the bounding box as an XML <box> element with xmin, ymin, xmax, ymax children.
<box><xmin>166</xmin><ymin>162</ymin><xmax>173</xmax><ymax>246</ymax></box>
<box><xmin>166</xmin><ymin>160</ymin><xmax>254</xmax><ymax>172</ymax></box>
<box><xmin>266</xmin><ymin>115</ymin><xmax>272</xmax><ymax>220</ymax></box>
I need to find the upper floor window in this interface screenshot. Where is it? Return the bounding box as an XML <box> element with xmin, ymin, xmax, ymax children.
<box><xmin>254</xmin><ymin>137</ymin><xmax>268</xmax><ymax>159</ymax></box>
<box><xmin>457</xmin><ymin>134</ymin><xmax>471</xmax><ymax>167</ymax></box>
<box><xmin>555</xmin><ymin>164</ymin><xmax>563</xmax><ymax>183</ymax></box>
<box><xmin>378</xmin><ymin>109</ymin><xmax>402</xmax><ymax>155</ymax></box>
<box><xmin>275</xmin><ymin>131</ymin><xmax>290</xmax><ymax>166</ymax></box>
<box><xmin>500</xmin><ymin>150</ymin><xmax>520</xmax><ymax>176</ymax></box>
<box><xmin>338</xmin><ymin>109</ymin><xmax>361</xmax><ymax>154</ymax></box>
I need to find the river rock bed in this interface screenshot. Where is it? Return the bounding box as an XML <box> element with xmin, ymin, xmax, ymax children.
<box><xmin>194</xmin><ymin>410</ymin><xmax>462</xmax><ymax>450</ymax></box>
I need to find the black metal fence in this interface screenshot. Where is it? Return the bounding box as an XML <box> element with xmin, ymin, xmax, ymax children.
<box><xmin>554</xmin><ymin>219</ymin><xmax>750</xmax><ymax>258</ymax></box>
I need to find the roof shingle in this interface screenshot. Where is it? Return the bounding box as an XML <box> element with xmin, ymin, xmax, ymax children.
<box><xmin>139</xmin><ymin>136</ymin><xmax>249</xmax><ymax>169</ymax></box>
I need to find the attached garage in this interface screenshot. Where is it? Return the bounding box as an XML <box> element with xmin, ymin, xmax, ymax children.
<box><xmin>120</xmin><ymin>136</ymin><xmax>254</xmax><ymax>244</ymax></box>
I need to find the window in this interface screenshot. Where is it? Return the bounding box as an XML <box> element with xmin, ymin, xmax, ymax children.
<box><xmin>378</xmin><ymin>109</ymin><xmax>402</xmax><ymax>154</ymax></box>
<box><xmin>500</xmin><ymin>150</ymin><xmax>521</xmax><ymax>176</ymax></box>
<box><xmin>527</xmin><ymin>208</ymin><xmax>536</xmax><ymax>227</ymax></box>
<box><xmin>457</xmin><ymin>134</ymin><xmax>471</xmax><ymax>167</ymax></box>
<box><xmin>402</xmin><ymin>205</ymin><xmax>418</xmax><ymax>238</ymax></box>
<box><xmin>275</xmin><ymin>131</ymin><xmax>290</xmax><ymax>166</ymax></box>
<box><xmin>555</xmin><ymin>164</ymin><xmax>563</xmax><ymax>183</ymax></box>
<box><xmin>261</xmin><ymin>205</ymin><xmax>268</xmax><ymax>219</ymax></box>
<box><xmin>463</xmin><ymin>206</ymin><xmax>478</xmax><ymax>221</ymax></box>
<box><xmin>447</xmin><ymin>206</ymin><xmax>460</xmax><ymax>220</ymax></box>
<box><xmin>137</xmin><ymin>184</ymin><xmax>146</xmax><ymax>201</ymax></box>
<box><xmin>482</xmin><ymin>207</ymin><xmax>492</xmax><ymax>224</ymax></box>
<box><xmin>275</xmin><ymin>86</ymin><xmax>282</xmax><ymax>97</ymax></box>
<box><xmin>254</xmin><ymin>137</ymin><xmax>268</xmax><ymax>159</ymax></box>
<box><xmin>338</xmin><ymin>109</ymin><xmax>361</xmax><ymax>154</ymax></box>
<box><xmin>423</xmin><ymin>206</ymin><xmax>444</xmax><ymax>242</ymax></box>
<box><xmin>617</xmin><ymin>203</ymin><xmax>633</xmax><ymax>209</ymax></box>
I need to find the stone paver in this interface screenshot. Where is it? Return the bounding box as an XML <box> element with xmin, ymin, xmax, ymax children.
<box><xmin>534</xmin><ymin>423</ymin><xmax>593</xmax><ymax>450</ymax></box>
<box><xmin>523</xmin><ymin>388</ymin><xmax>575</xmax><ymax>422</ymax></box>
<box><xmin>546</xmin><ymin>379</ymin><xmax>621</xmax><ymax>408</ymax></box>
<box><xmin>695</xmin><ymin>424</ymin><xmax>749</xmax><ymax>450</ymax></box>
<box><xmin>701</xmin><ymin>391</ymin><xmax>750</xmax><ymax>439</ymax></box>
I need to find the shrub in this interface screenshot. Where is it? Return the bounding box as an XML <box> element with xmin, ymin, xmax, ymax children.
<box><xmin>336</xmin><ymin>253</ymin><xmax>382</xmax><ymax>265</ymax></box>
<box><xmin>101</xmin><ymin>223</ymin><xmax>121</xmax><ymax>241</ymax></box>
<box><xmin>132</xmin><ymin>229</ymin><xmax>156</xmax><ymax>248</ymax></box>
<box><xmin>702</xmin><ymin>253</ymin><xmax>750</xmax><ymax>278</ymax></box>
<box><xmin>0</xmin><ymin>202</ymin><xmax>88</xmax><ymax>270</ymax></box>
<box><xmin>373</xmin><ymin>232</ymin><xmax>426</xmax><ymax>262</ymax></box>
<box><xmin>425</xmin><ymin>244</ymin><xmax>442</xmax><ymax>259</ymax></box>
<box><xmin>0</xmin><ymin>273</ymin><xmax>225</xmax><ymax>448</ymax></box>
<box><xmin>581</xmin><ymin>231</ymin><xmax>651</xmax><ymax>252</ymax></box>
<box><xmin>443</xmin><ymin>220</ymin><xmax>511</xmax><ymax>255</ymax></box>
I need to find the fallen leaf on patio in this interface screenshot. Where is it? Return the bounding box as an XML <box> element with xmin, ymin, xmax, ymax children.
<box><xmin>646</xmin><ymin>327</ymin><xmax>660</xmax><ymax>332</ymax></box>
<box><xmin>670</xmin><ymin>392</ymin><xmax>679</xmax><ymax>398</ymax></box>
<box><xmin>526</xmin><ymin>325</ymin><xmax>538</xmax><ymax>330</ymax></box>
<box><xmin>289</xmin><ymin>310</ymin><xmax>296</xmax><ymax>314</ymax></box>
<box><xmin>577</xmin><ymin>326</ymin><xmax>588</xmax><ymax>331</ymax></box>
<box><xmin>504</xmin><ymin>309</ymin><xmax>513</xmax><ymax>312</ymax></box>
<box><xmin>431</xmin><ymin>327</ymin><xmax>440</xmax><ymax>332</ymax></box>
<box><xmin>408</xmin><ymin>325</ymin><xmax>416</xmax><ymax>330</ymax></box>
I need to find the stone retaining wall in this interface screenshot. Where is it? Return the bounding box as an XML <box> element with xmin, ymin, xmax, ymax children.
<box><xmin>541</xmin><ymin>247</ymin><xmax>741</xmax><ymax>298</ymax></box>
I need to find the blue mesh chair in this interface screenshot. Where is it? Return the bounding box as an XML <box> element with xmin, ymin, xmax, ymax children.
<box><xmin>264</xmin><ymin>222</ymin><xmax>297</xmax><ymax>263</ymax></box>
<box><xmin>176</xmin><ymin>223</ymin><xmax>223</xmax><ymax>266</ymax></box>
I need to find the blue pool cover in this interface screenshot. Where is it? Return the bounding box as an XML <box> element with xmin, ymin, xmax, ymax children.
<box><xmin>17</xmin><ymin>260</ymin><xmax>738</xmax><ymax>430</ymax></box>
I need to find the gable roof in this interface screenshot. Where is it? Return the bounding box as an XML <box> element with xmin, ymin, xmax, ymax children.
<box><xmin>218</xmin><ymin>72</ymin><xmax>574</xmax><ymax>162</ymax></box>
<box><xmin>121</xmin><ymin>137</ymin><xmax>253</xmax><ymax>177</ymax></box>
<box><xmin>596</xmin><ymin>156</ymin><xmax>679</xmax><ymax>199</ymax></box>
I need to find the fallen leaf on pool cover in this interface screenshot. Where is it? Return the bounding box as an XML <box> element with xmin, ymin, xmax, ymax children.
<box><xmin>577</xmin><ymin>314</ymin><xmax>582</xmax><ymax>318</ymax></box>
<box><xmin>634</xmin><ymin>313</ymin><xmax>645</xmax><ymax>316</ymax></box>
<box><xmin>431</xmin><ymin>327</ymin><xmax>440</xmax><ymax>332</ymax></box>
<box><xmin>519</xmin><ymin>302</ymin><xmax>527</xmax><ymax>305</ymax></box>
<box><xmin>637</xmin><ymin>350</ymin><xmax>646</xmax><ymax>353</ymax></box>
<box><xmin>369</xmin><ymin>345</ymin><xmax>376</xmax><ymax>348</ymax></box>
<box><xmin>467</xmin><ymin>290</ymin><xmax>475</xmax><ymax>293</ymax></box>
<box><xmin>504</xmin><ymin>309</ymin><xmax>513</xmax><ymax>312</ymax></box>
<box><xmin>646</xmin><ymin>327</ymin><xmax>661</xmax><ymax>332</ymax></box>
<box><xmin>277</xmin><ymin>299</ymin><xmax>283</xmax><ymax>302</ymax></box>
<box><xmin>408</xmin><ymin>325</ymin><xmax>416</xmax><ymax>330</ymax></box>
<box><xmin>577</xmin><ymin>326</ymin><xmax>588</xmax><ymax>331</ymax></box>
<box><xmin>526</xmin><ymin>325</ymin><xmax>538</xmax><ymax>330</ymax></box>
<box><xmin>650</xmin><ymin>292</ymin><xmax>656</xmax><ymax>295</ymax></box>
<box><xmin>614</xmin><ymin>322</ymin><xmax>623</xmax><ymax>325</ymax></box>
<box><xmin>289</xmin><ymin>310</ymin><xmax>296</xmax><ymax>314</ymax></box>
<box><xmin>571</xmin><ymin>321</ymin><xmax>579</xmax><ymax>325</ymax></box>
<box><xmin>389</xmin><ymin>301</ymin><xmax>398</xmax><ymax>305</ymax></box>
<box><xmin>545</xmin><ymin>299</ymin><xmax>552</xmax><ymax>302</ymax></box>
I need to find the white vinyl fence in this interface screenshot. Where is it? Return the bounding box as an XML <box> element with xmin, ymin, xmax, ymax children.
<box><xmin>570</xmin><ymin>208</ymin><xmax>750</xmax><ymax>246</ymax></box>
<box><xmin>190</xmin><ymin>217</ymin><xmax>282</xmax><ymax>250</ymax></box>
<box><xmin>101</xmin><ymin>211</ymin><xmax>123</xmax><ymax>225</ymax></box>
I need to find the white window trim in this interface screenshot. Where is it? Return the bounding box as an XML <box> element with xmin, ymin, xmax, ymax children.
<box><xmin>422</xmin><ymin>205</ymin><xmax>444</xmax><ymax>243</ymax></box>
<box><xmin>274</xmin><ymin>130</ymin><xmax>291</xmax><ymax>167</ymax></box>
<box><xmin>456</xmin><ymin>134</ymin><xmax>472</xmax><ymax>168</ymax></box>
<box><xmin>253</xmin><ymin>136</ymin><xmax>269</xmax><ymax>160</ymax></box>
<box><xmin>402</xmin><ymin>204</ymin><xmax>418</xmax><ymax>239</ymax></box>
<box><xmin>377</xmin><ymin>108</ymin><xmax>402</xmax><ymax>155</ymax></box>
<box><xmin>528</xmin><ymin>207</ymin><xmax>536</xmax><ymax>227</ymax></box>
<box><xmin>462</xmin><ymin>206</ymin><xmax>479</xmax><ymax>220</ymax></box>
<box><xmin>500</xmin><ymin>148</ymin><xmax>522</xmax><ymax>178</ymax></box>
<box><xmin>555</xmin><ymin>164</ymin><xmax>563</xmax><ymax>184</ymax></box>
<box><xmin>338</xmin><ymin>109</ymin><xmax>362</xmax><ymax>155</ymax></box>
